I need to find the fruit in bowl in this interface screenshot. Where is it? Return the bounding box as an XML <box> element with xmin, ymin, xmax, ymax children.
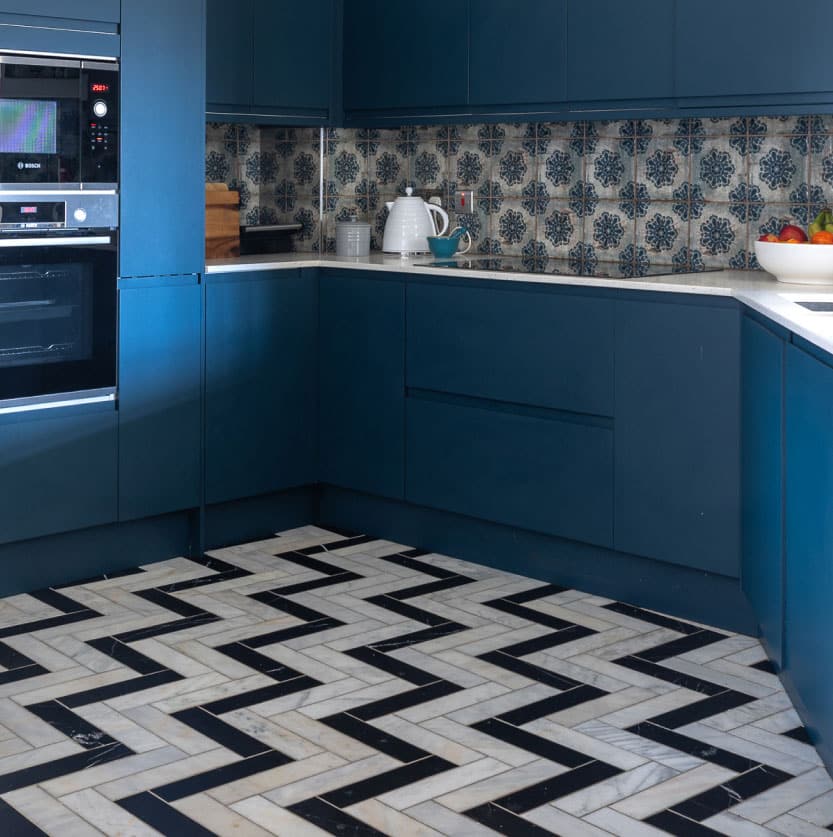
<box><xmin>755</xmin><ymin>214</ymin><xmax>833</xmax><ymax>284</ymax></box>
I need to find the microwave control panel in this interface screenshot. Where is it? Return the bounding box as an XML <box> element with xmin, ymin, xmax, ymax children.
<box><xmin>81</xmin><ymin>65</ymin><xmax>119</xmax><ymax>184</ymax></box>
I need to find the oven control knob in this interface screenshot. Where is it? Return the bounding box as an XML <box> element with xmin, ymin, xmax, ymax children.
<box><xmin>73</xmin><ymin>208</ymin><xmax>88</xmax><ymax>223</ymax></box>
<box><xmin>92</xmin><ymin>100</ymin><xmax>108</xmax><ymax>119</ymax></box>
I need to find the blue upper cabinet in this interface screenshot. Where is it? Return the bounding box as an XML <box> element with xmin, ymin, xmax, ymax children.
<box><xmin>121</xmin><ymin>0</ymin><xmax>205</xmax><ymax>279</ymax></box>
<box><xmin>784</xmin><ymin>343</ymin><xmax>833</xmax><ymax>765</ymax></box>
<box><xmin>343</xmin><ymin>0</ymin><xmax>468</xmax><ymax>119</ymax></box>
<box><xmin>319</xmin><ymin>271</ymin><xmax>405</xmax><ymax>500</ymax></box>
<box><xmin>207</xmin><ymin>0</ymin><xmax>341</xmax><ymax>124</ymax></box>
<box><xmin>676</xmin><ymin>0</ymin><xmax>832</xmax><ymax>104</ymax></box>
<box><xmin>741</xmin><ymin>315</ymin><xmax>786</xmax><ymax>668</ymax></box>
<box><xmin>118</xmin><ymin>280</ymin><xmax>202</xmax><ymax>522</ymax></box>
<box><xmin>615</xmin><ymin>297</ymin><xmax>741</xmax><ymax>577</ymax></box>
<box><xmin>0</xmin><ymin>3</ymin><xmax>119</xmax><ymax>55</ymax></box>
<box><xmin>205</xmin><ymin>270</ymin><xmax>318</xmax><ymax>505</ymax></box>
<box><xmin>469</xmin><ymin>0</ymin><xmax>566</xmax><ymax>111</ymax></box>
<box><xmin>566</xmin><ymin>0</ymin><xmax>673</xmax><ymax>106</ymax></box>
<box><xmin>1</xmin><ymin>1</ymin><xmax>119</xmax><ymax>20</ymax></box>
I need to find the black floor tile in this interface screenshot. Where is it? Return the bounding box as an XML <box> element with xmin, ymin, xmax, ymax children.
<box><xmin>502</xmin><ymin>583</ymin><xmax>569</xmax><ymax>604</ymax></box>
<box><xmin>499</xmin><ymin>624</ymin><xmax>595</xmax><ymax>657</ymax></box>
<box><xmin>646</xmin><ymin>809</ymin><xmax>732</xmax><ymax>835</ymax></box>
<box><xmin>751</xmin><ymin>659</ymin><xmax>778</xmax><ymax>674</ymax></box>
<box><xmin>202</xmin><ymin>675</ymin><xmax>322</xmax><ymax>714</ymax></box>
<box><xmin>494</xmin><ymin>760</ymin><xmax>621</xmax><ymax>813</ymax></box>
<box><xmin>0</xmin><ymin>610</ymin><xmax>97</xmax><ymax>640</ymax></box>
<box><xmin>604</xmin><ymin>602</ymin><xmax>704</xmax><ymax>635</ymax></box>
<box><xmin>633</xmin><ymin>630</ymin><xmax>727</xmax><ymax>663</ymax></box>
<box><xmin>478</xmin><ymin>650</ymin><xmax>581</xmax><ymax>691</ymax></box>
<box><xmin>269</xmin><ymin>572</ymin><xmax>362</xmax><ymax>596</ymax></box>
<box><xmin>0</xmin><ymin>665</ymin><xmax>48</xmax><ymax>686</ymax></box>
<box><xmin>114</xmin><ymin>613</ymin><xmax>221</xmax><ymax>643</ymax></box>
<box><xmin>288</xmin><ymin>797</ymin><xmax>388</xmax><ymax>836</ymax></box>
<box><xmin>497</xmin><ymin>685</ymin><xmax>608</xmax><ymax>726</ymax></box>
<box><xmin>350</xmin><ymin>680</ymin><xmax>463</xmax><ymax>721</ymax></box>
<box><xmin>321</xmin><ymin>713</ymin><xmax>430</xmax><ymax>762</ymax></box>
<box><xmin>26</xmin><ymin>701</ymin><xmax>116</xmax><ymax>750</ymax></box>
<box><xmin>157</xmin><ymin>567</ymin><xmax>252</xmax><ymax>593</ymax></box>
<box><xmin>28</xmin><ymin>589</ymin><xmax>90</xmax><ymax>614</ymax></box>
<box><xmin>472</xmin><ymin>718</ymin><xmax>592</xmax><ymax>767</ymax></box>
<box><xmin>52</xmin><ymin>567</ymin><xmax>144</xmax><ymax>589</ymax></box>
<box><xmin>61</xmin><ymin>670</ymin><xmax>183</xmax><ymax>708</ymax></box>
<box><xmin>375</xmin><ymin>551</ymin><xmax>458</xmax><ymax>579</ymax></box>
<box><xmin>171</xmin><ymin>707</ymin><xmax>273</xmax><ymax>757</ymax></box>
<box><xmin>485</xmin><ymin>598</ymin><xmax>574</xmax><ymax>630</ymax></box>
<box><xmin>626</xmin><ymin>722</ymin><xmax>760</xmax><ymax>773</ymax></box>
<box><xmin>155</xmin><ymin>750</ymin><xmax>291</xmax><ymax>801</ymax></box>
<box><xmin>214</xmin><ymin>642</ymin><xmax>302</xmax><ymax>680</ymax></box>
<box><xmin>249</xmin><ymin>592</ymin><xmax>329</xmax><ymax>622</ymax></box>
<box><xmin>647</xmin><ymin>690</ymin><xmax>756</xmax><ymax>730</ymax></box>
<box><xmin>671</xmin><ymin>764</ymin><xmax>793</xmax><ymax>821</ymax></box>
<box><xmin>613</xmin><ymin>655</ymin><xmax>726</xmax><ymax>695</ymax></box>
<box><xmin>135</xmin><ymin>588</ymin><xmax>210</xmax><ymax>618</ymax></box>
<box><xmin>464</xmin><ymin>802</ymin><xmax>559</xmax><ymax>836</ymax></box>
<box><xmin>273</xmin><ymin>549</ymin><xmax>348</xmax><ymax>575</ymax></box>
<box><xmin>242</xmin><ymin>617</ymin><xmax>344</xmax><ymax>648</ymax></box>
<box><xmin>370</xmin><ymin>622</ymin><xmax>467</xmax><ymax>652</ymax></box>
<box><xmin>321</xmin><ymin>755</ymin><xmax>454</xmax><ymax>808</ymax></box>
<box><xmin>297</xmin><ymin>535</ymin><xmax>376</xmax><ymax>555</ymax></box>
<box><xmin>0</xmin><ymin>797</ymin><xmax>47</xmax><ymax>835</ymax></box>
<box><xmin>346</xmin><ymin>646</ymin><xmax>440</xmax><ymax>686</ymax></box>
<box><xmin>783</xmin><ymin>725</ymin><xmax>815</xmax><ymax>745</ymax></box>
<box><xmin>364</xmin><ymin>594</ymin><xmax>452</xmax><ymax>626</ymax></box>
<box><xmin>85</xmin><ymin>636</ymin><xmax>168</xmax><ymax>674</ymax></box>
<box><xmin>386</xmin><ymin>576</ymin><xmax>474</xmax><ymax>600</ymax></box>
<box><xmin>0</xmin><ymin>641</ymin><xmax>38</xmax><ymax>671</ymax></box>
<box><xmin>118</xmin><ymin>791</ymin><xmax>216</xmax><ymax>836</ymax></box>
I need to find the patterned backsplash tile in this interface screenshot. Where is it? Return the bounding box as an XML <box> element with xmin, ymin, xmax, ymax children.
<box><xmin>206</xmin><ymin>116</ymin><xmax>833</xmax><ymax>271</ymax></box>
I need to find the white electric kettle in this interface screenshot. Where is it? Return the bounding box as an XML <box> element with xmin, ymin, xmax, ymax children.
<box><xmin>383</xmin><ymin>187</ymin><xmax>449</xmax><ymax>254</ymax></box>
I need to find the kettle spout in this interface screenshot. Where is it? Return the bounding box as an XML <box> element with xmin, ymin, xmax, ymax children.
<box><xmin>385</xmin><ymin>200</ymin><xmax>395</xmax><ymax>211</ymax></box>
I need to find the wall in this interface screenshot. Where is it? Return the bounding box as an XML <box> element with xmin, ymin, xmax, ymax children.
<box><xmin>206</xmin><ymin>115</ymin><xmax>833</xmax><ymax>271</ymax></box>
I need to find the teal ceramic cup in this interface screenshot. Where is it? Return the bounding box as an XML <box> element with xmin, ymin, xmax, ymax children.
<box><xmin>427</xmin><ymin>227</ymin><xmax>472</xmax><ymax>258</ymax></box>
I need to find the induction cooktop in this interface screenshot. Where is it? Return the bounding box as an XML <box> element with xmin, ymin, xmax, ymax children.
<box><xmin>416</xmin><ymin>256</ymin><xmax>720</xmax><ymax>280</ymax></box>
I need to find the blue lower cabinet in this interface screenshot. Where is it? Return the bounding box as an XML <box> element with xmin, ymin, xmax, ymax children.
<box><xmin>741</xmin><ymin>316</ymin><xmax>786</xmax><ymax>666</ymax></box>
<box><xmin>784</xmin><ymin>343</ymin><xmax>833</xmax><ymax>758</ymax></box>
<box><xmin>319</xmin><ymin>271</ymin><xmax>405</xmax><ymax>499</ymax></box>
<box><xmin>615</xmin><ymin>298</ymin><xmax>741</xmax><ymax>576</ymax></box>
<box><xmin>406</xmin><ymin>396</ymin><xmax>613</xmax><ymax>548</ymax></box>
<box><xmin>204</xmin><ymin>270</ymin><xmax>317</xmax><ymax>504</ymax></box>
<box><xmin>118</xmin><ymin>280</ymin><xmax>202</xmax><ymax>522</ymax></box>
<box><xmin>0</xmin><ymin>404</ymin><xmax>117</xmax><ymax>546</ymax></box>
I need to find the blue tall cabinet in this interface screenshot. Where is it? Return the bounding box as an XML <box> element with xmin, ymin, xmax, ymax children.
<box><xmin>118</xmin><ymin>0</ymin><xmax>205</xmax><ymax>522</ymax></box>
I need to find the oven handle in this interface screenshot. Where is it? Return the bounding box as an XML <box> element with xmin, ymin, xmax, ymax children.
<box><xmin>0</xmin><ymin>236</ymin><xmax>112</xmax><ymax>248</ymax></box>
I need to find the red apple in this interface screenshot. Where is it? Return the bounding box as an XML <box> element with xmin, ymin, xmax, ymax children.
<box><xmin>779</xmin><ymin>224</ymin><xmax>808</xmax><ymax>242</ymax></box>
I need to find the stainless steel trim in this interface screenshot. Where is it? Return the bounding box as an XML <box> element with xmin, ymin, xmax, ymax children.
<box><xmin>242</xmin><ymin>224</ymin><xmax>303</xmax><ymax>233</ymax></box>
<box><xmin>0</xmin><ymin>48</ymin><xmax>117</xmax><ymax>61</ymax></box>
<box><xmin>0</xmin><ymin>54</ymin><xmax>79</xmax><ymax>69</ymax></box>
<box><xmin>0</xmin><ymin>187</ymin><xmax>117</xmax><ymax>196</ymax></box>
<box><xmin>0</xmin><ymin>388</ymin><xmax>115</xmax><ymax>416</ymax></box>
<box><xmin>0</xmin><ymin>236</ymin><xmax>111</xmax><ymax>248</ymax></box>
<box><xmin>82</xmin><ymin>60</ymin><xmax>118</xmax><ymax>71</ymax></box>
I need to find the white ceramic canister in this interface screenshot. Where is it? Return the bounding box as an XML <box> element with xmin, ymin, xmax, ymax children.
<box><xmin>336</xmin><ymin>217</ymin><xmax>371</xmax><ymax>257</ymax></box>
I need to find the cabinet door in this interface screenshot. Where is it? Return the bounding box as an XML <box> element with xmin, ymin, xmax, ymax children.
<box><xmin>567</xmin><ymin>0</ymin><xmax>673</xmax><ymax>103</ymax></box>
<box><xmin>676</xmin><ymin>0</ymin><xmax>830</xmax><ymax>100</ymax></box>
<box><xmin>319</xmin><ymin>271</ymin><xmax>405</xmax><ymax>499</ymax></box>
<box><xmin>0</xmin><ymin>1</ymin><xmax>119</xmax><ymax>20</ymax></box>
<box><xmin>206</xmin><ymin>0</ymin><xmax>252</xmax><ymax>109</ymax></box>
<box><xmin>741</xmin><ymin>317</ymin><xmax>785</xmax><ymax>667</ymax></box>
<box><xmin>118</xmin><ymin>282</ymin><xmax>202</xmax><ymax>521</ymax></box>
<box><xmin>407</xmin><ymin>397</ymin><xmax>613</xmax><ymax>548</ymax></box>
<box><xmin>205</xmin><ymin>270</ymin><xmax>317</xmax><ymax>504</ymax></box>
<box><xmin>469</xmin><ymin>0</ymin><xmax>566</xmax><ymax>108</ymax></box>
<box><xmin>785</xmin><ymin>344</ymin><xmax>833</xmax><ymax>755</ymax></box>
<box><xmin>615</xmin><ymin>299</ymin><xmax>741</xmax><ymax>576</ymax></box>
<box><xmin>0</xmin><ymin>406</ymin><xmax>116</xmax><ymax>545</ymax></box>
<box><xmin>121</xmin><ymin>0</ymin><xmax>205</xmax><ymax>278</ymax></box>
<box><xmin>252</xmin><ymin>0</ymin><xmax>333</xmax><ymax>113</ymax></box>
<box><xmin>343</xmin><ymin>0</ymin><xmax>467</xmax><ymax>114</ymax></box>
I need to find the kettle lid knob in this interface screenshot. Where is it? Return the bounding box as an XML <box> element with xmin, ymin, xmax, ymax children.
<box><xmin>405</xmin><ymin>186</ymin><xmax>413</xmax><ymax>197</ymax></box>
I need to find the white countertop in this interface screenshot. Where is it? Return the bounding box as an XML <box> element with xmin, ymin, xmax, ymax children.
<box><xmin>206</xmin><ymin>253</ymin><xmax>833</xmax><ymax>357</ymax></box>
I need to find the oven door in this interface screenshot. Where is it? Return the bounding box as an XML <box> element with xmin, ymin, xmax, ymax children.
<box><xmin>0</xmin><ymin>232</ymin><xmax>116</xmax><ymax>409</ymax></box>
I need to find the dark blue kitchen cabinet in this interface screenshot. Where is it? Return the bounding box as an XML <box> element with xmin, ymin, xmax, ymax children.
<box><xmin>741</xmin><ymin>315</ymin><xmax>786</xmax><ymax>667</ymax></box>
<box><xmin>615</xmin><ymin>298</ymin><xmax>741</xmax><ymax>576</ymax></box>
<box><xmin>319</xmin><ymin>271</ymin><xmax>405</xmax><ymax>499</ymax></box>
<box><xmin>0</xmin><ymin>404</ymin><xmax>117</xmax><ymax>546</ymax></box>
<box><xmin>205</xmin><ymin>270</ymin><xmax>317</xmax><ymax>505</ymax></box>
<box><xmin>676</xmin><ymin>0</ymin><xmax>832</xmax><ymax>103</ymax></box>
<box><xmin>469</xmin><ymin>0</ymin><xmax>566</xmax><ymax>109</ymax></box>
<box><xmin>0</xmin><ymin>1</ymin><xmax>119</xmax><ymax>19</ymax></box>
<box><xmin>784</xmin><ymin>343</ymin><xmax>833</xmax><ymax>760</ymax></box>
<box><xmin>207</xmin><ymin>0</ymin><xmax>340</xmax><ymax>122</ymax></box>
<box><xmin>121</xmin><ymin>0</ymin><xmax>205</xmax><ymax>278</ymax></box>
<box><xmin>118</xmin><ymin>281</ymin><xmax>202</xmax><ymax>522</ymax></box>
<box><xmin>343</xmin><ymin>0</ymin><xmax>468</xmax><ymax>117</ymax></box>
<box><xmin>406</xmin><ymin>396</ymin><xmax>613</xmax><ymax>548</ymax></box>
<box><xmin>407</xmin><ymin>282</ymin><xmax>614</xmax><ymax>417</ymax></box>
<box><xmin>0</xmin><ymin>10</ymin><xmax>119</xmax><ymax>56</ymax></box>
<box><xmin>566</xmin><ymin>0</ymin><xmax>673</xmax><ymax>104</ymax></box>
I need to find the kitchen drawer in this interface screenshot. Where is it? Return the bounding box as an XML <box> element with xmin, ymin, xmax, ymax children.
<box><xmin>407</xmin><ymin>282</ymin><xmax>615</xmax><ymax>416</ymax></box>
<box><xmin>406</xmin><ymin>396</ymin><xmax>613</xmax><ymax>548</ymax></box>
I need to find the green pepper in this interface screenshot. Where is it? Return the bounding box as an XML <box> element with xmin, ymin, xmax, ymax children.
<box><xmin>810</xmin><ymin>209</ymin><xmax>833</xmax><ymax>237</ymax></box>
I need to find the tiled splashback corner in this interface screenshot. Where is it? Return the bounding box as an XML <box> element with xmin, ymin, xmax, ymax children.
<box><xmin>206</xmin><ymin>116</ymin><xmax>833</xmax><ymax>270</ymax></box>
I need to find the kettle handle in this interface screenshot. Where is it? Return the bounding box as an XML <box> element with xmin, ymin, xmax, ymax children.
<box><xmin>426</xmin><ymin>202</ymin><xmax>449</xmax><ymax>236</ymax></box>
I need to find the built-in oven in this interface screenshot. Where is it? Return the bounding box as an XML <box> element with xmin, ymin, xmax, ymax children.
<box><xmin>0</xmin><ymin>193</ymin><xmax>117</xmax><ymax>413</ymax></box>
<box><xmin>0</xmin><ymin>53</ymin><xmax>118</xmax><ymax>188</ymax></box>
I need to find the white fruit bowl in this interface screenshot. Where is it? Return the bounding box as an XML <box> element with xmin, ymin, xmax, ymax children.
<box><xmin>755</xmin><ymin>239</ymin><xmax>833</xmax><ymax>285</ymax></box>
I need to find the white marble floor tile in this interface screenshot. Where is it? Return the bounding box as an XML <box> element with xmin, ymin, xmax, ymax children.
<box><xmin>346</xmin><ymin>798</ymin><xmax>445</xmax><ymax>836</ymax></box>
<box><xmin>173</xmin><ymin>792</ymin><xmax>277</xmax><ymax>836</ymax></box>
<box><xmin>231</xmin><ymin>795</ymin><xmax>331</xmax><ymax>836</ymax></box>
<box><xmin>60</xmin><ymin>787</ymin><xmax>162</xmax><ymax>837</ymax></box>
<box><xmin>789</xmin><ymin>788</ymin><xmax>833</xmax><ymax>826</ymax></box>
<box><xmin>2</xmin><ymin>785</ymin><xmax>104</xmax><ymax>836</ymax></box>
<box><xmin>730</xmin><ymin>767</ymin><xmax>833</xmax><ymax>824</ymax></box>
<box><xmin>765</xmin><ymin>813</ymin><xmax>833</xmax><ymax>836</ymax></box>
<box><xmin>405</xmin><ymin>799</ymin><xmax>500</xmax><ymax>837</ymax></box>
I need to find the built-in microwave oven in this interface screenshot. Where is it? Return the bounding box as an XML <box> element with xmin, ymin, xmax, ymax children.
<box><xmin>0</xmin><ymin>53</ymin><xmax>118</xmax><ymax>189</ymax></box>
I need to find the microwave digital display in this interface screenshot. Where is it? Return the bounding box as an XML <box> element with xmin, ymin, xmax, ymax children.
<box><xmin>0</xmin><ymin>99</ymin><xmax>57</xmax><ymax>155</ymax></box>
<box><xmin>91</xmin><ymin>83</ymin><xmax>109</xmax><ymax>93</ymax></box>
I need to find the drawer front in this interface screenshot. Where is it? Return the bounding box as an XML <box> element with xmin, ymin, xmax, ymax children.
<box><xmin>406</xmin><ymin>397</ymin><xmax>613</xmax><ymax>548</ymax></box>
<box><xmin>407</xmin><ymin>282</ymin><xmax>615</xmax><ymax>416</ymax></box>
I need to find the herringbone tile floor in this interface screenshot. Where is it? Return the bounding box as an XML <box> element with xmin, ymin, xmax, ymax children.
<box><xmin>0</xmin><ymin>526</ymin><xmax>830</xmax><ymax>835</ymax></box>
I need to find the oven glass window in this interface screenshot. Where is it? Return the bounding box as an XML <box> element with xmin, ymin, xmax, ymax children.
<box><xmin>0</xmin><ymin>100</ymin><xmax>57</xmax><ymax>154</ymax></box>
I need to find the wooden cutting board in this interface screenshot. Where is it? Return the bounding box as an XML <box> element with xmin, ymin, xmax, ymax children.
<box><xmin>206</xmin><ymin>183</ymin><xmax>240</xmax><ymax>259</ymax></box>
